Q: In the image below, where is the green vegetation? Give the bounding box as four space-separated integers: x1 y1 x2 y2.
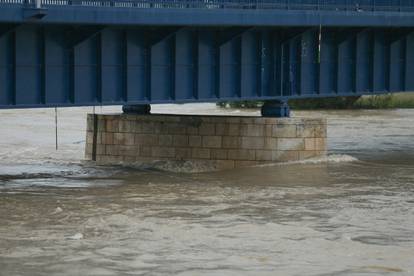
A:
217 93 414 110
353 93 414 109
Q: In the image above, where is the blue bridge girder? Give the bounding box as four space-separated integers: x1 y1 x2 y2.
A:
2 0 414 27
0 1 414 109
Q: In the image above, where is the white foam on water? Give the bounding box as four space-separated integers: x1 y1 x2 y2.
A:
66 233 84 240
116 154 358 174
52 207 63 214
282 154 357 165
120 160 219 174
253 154 358 169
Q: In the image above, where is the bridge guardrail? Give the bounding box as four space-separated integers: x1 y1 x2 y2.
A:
1 0 414 12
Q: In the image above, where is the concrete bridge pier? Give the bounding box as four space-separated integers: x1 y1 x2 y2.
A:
85 103 327 170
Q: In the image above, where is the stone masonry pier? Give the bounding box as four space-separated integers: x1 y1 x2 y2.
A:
85 114 327 170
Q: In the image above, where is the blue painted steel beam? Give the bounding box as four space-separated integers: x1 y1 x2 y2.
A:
0 24 414 109
2 6 414 27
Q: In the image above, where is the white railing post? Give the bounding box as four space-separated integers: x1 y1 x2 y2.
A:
35 0 41 8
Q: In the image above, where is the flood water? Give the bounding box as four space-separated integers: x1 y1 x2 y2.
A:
0 104 413 276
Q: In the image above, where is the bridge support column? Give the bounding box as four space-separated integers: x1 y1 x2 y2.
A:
261 100 290 118
85 113 327 171
122 104 151 115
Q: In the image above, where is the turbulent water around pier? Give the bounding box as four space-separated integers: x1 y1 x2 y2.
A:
0 104 413 275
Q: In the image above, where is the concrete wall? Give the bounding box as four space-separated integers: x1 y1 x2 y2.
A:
85 114 327 169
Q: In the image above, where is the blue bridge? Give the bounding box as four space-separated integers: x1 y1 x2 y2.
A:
1 0 414 116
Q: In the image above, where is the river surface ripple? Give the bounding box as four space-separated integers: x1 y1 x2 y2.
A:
0 105 413 276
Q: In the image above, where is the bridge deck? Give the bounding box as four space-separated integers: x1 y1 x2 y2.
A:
1 0 412 11
1 0 414 26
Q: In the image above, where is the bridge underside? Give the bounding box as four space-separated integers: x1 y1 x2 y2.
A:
0 25 413 108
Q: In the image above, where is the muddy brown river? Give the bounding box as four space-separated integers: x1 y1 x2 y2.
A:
0 104 413 275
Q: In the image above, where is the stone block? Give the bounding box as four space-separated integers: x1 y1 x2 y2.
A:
151 146 175 158
192 148 210 159
228 149 255 161
140 146 152 157
152 115 180 123
255 150 272 161
85 152 92 160
186 126 199 135
226 117 241 124
202 136 222 148
167 123 187 135
96 145 106 155
199 123 215 135
304 138 316 151
106 120 119 133
296 124 315 138
211 149 228 160
122 133 135 146
124 156 137 163
118 145 138 156
96 133 102 145
102 115 117 121
151 122 163 134
97 118 106 132
113 133 123 145
135 134 159 146
264 118 277 125
264 137 277 150
189 135 202 147
240 124 264 137
316 150 328 156
173 135 189 147
157 122 170 134
299 151 320 160
94 155 104 163
315 138 327 150
124 114 137 121
86 131 94 144
272 151 300 162
106 145 119 156
228 124 240 136
119 120 134 133
277 138 305 151
241 137 264 149
272 124 296 138
85 144 93 155
158 135 173 146
180 116 203 126
314 124 327 138
222 136 241 149
86 115 94 130
240 117 255 124
215 123 228 135
133 123 142 134
175 148 192 160
107 155 124 163
141 122 155 134
101 132 114 145
264 125 272 137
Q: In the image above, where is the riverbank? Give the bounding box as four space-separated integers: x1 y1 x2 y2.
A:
217 92 414 110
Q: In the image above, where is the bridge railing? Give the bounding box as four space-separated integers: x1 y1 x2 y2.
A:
2 0 414 12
